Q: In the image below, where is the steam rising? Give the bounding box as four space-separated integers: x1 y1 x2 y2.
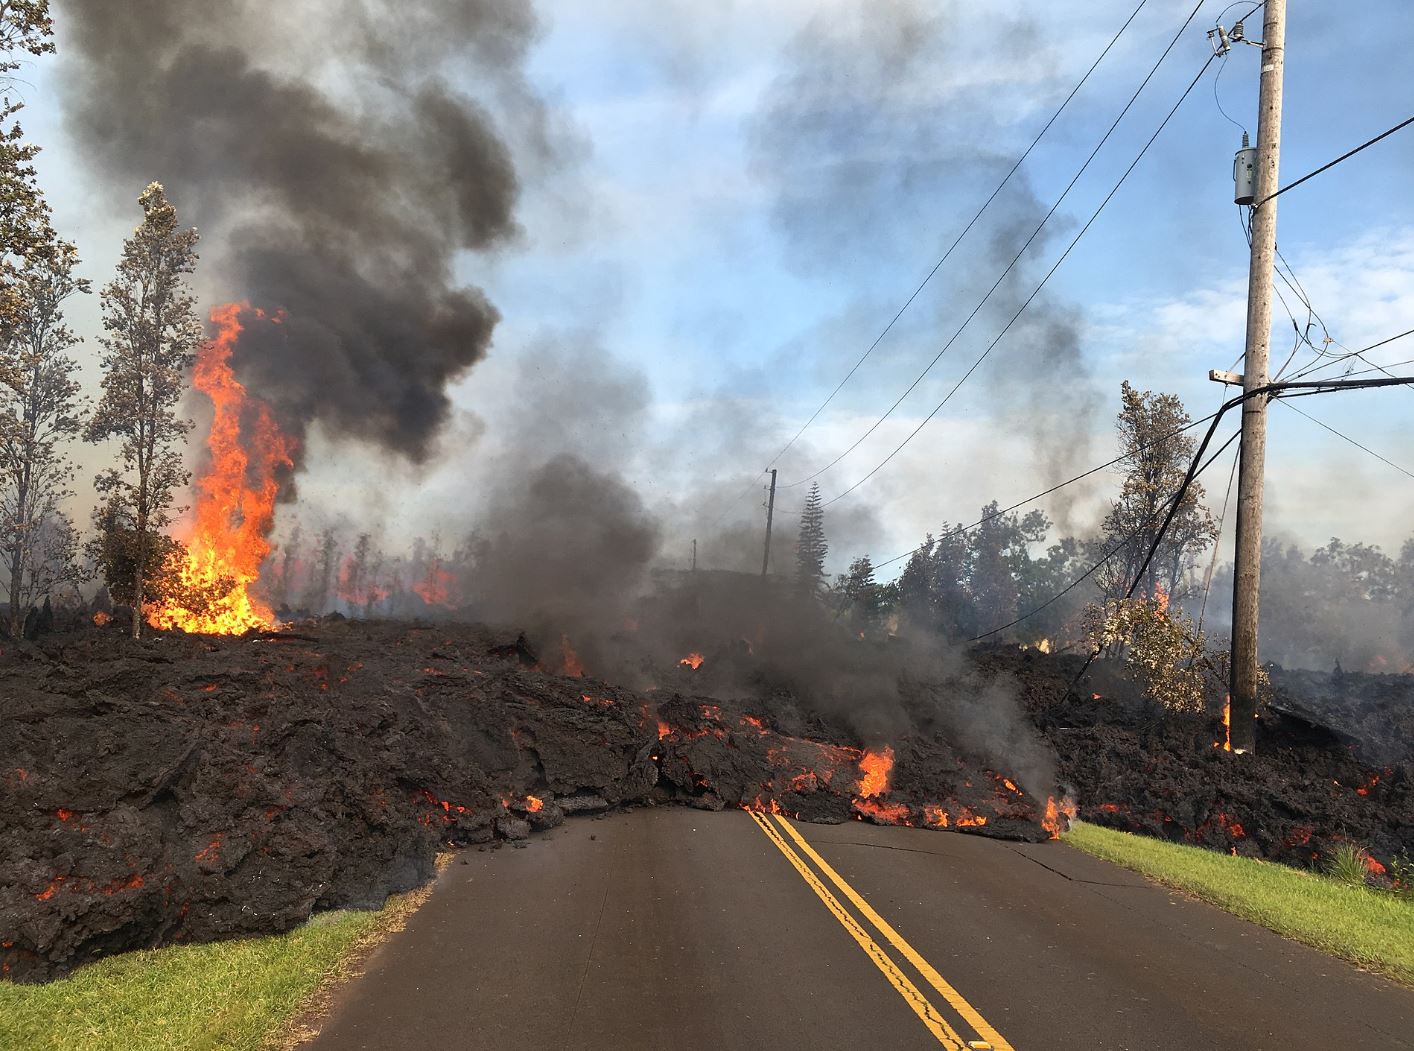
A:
59 0 545 462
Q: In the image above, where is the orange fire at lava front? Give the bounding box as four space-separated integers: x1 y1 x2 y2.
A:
855 746 894 798
149 304 294 635
679 652 705 669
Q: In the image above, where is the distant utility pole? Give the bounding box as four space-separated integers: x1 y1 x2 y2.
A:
692 538 697 572
1229 0 1286 754
760 469 777 579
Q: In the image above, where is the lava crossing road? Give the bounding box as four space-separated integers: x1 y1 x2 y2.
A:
305 808 1414 1050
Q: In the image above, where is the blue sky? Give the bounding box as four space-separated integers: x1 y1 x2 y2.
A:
21 0 1414 577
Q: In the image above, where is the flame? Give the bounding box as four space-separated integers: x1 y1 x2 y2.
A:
149 304 294 635
923 805 950 828
955 809 988 828
1040 795 1077 839
1365 854 1387 877
1218 696 1233 752
856 746 894 798
679 652 705 669
1152 583 1170 615
414 565 454 608
525 795 544 813
559 635 585 677
657 720 672 740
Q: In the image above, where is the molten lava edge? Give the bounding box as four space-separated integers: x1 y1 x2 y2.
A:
4 622 1408 984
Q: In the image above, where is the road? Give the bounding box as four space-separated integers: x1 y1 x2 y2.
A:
305 807 1414 1050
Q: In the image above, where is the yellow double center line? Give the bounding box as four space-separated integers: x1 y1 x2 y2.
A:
747 810 1013 1051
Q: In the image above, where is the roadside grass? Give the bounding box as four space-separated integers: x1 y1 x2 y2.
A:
0 881 435 1051
1065 821 1414 987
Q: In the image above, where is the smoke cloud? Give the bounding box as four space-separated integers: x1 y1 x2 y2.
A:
747 0 1099 527
59 0 551 463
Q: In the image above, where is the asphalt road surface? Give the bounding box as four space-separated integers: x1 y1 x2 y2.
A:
305 808 1414 1050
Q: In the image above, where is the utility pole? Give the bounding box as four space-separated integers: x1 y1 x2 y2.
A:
691 538 697 572
760 469 777 579
1229 0 1286 754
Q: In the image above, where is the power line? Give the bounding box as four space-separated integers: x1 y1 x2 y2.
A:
970 429 1241 641
776 0 1213 493
1257 114 1414 207
872 408 1223 573
952 376 1414 639
752 0 1154 480
819 51 1220 509
1276 399 1414 481
1288 326 1414 388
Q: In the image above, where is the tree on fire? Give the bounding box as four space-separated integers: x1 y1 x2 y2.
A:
85 183 201 639
795 482 828 596
0 241 89 637
1091 382 1217 603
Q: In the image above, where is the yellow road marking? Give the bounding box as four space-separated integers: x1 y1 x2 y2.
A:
746 810 967 1049
770 814 1014 1051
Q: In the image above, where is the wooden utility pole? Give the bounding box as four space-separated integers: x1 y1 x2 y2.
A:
691 538 697 572
760 469 777 579
1229 0 1286 754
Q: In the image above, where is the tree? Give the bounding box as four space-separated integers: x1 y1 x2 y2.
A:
794 482 828 595
304 527 338 613
0 2 56 335
85 183 201 638
0 242 88 636
835 555 885 634
1093 382 1217 603
969 502 1049 634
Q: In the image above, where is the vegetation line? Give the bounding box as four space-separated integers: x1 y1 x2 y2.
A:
0 880 437 1051
1064 822 1414 988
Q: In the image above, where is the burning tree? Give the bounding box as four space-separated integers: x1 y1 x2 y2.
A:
0 241 88 637
85 182 200 638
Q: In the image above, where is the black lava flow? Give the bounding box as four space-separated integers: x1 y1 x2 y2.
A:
2 621 1408 983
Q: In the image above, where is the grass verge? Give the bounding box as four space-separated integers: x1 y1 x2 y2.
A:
0 877 438 1051
1064 821 1414 987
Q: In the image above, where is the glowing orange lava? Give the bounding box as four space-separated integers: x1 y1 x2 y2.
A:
149 303 293 635
854 798 910 824
856 746 894 798
679 652 705 669
525 795 544 813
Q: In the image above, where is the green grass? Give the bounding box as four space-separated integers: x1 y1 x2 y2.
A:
0 887 429 1051
1065 821 1414 987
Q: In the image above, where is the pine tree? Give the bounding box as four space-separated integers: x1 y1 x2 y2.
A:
1 241 88 637
794 482 828 595
85 183 201 638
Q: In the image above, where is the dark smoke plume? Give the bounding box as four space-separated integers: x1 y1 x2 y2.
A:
59 0 550 463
